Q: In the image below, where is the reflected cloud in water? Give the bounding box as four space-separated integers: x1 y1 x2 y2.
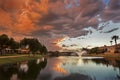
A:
36 57 92 80
0 57 120 80
19 61 29 73
36 58 66 80
0 57 47 80
37 57 120 80
36 57 45 64
10 73 19 80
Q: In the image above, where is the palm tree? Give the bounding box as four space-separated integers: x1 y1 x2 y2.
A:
110 40 113 46
111 35 119 46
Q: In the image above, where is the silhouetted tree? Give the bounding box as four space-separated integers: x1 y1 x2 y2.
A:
8 38 20 49
0 34 9 54
0 34 47 55
81 48 89 51
90 47 98 54
8 38 20 53
40 45 47 55
110 40 113 46
28 39 42 53
112 35 119 46
20 38 47 54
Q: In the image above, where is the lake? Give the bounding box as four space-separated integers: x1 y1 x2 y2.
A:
0 57 120 80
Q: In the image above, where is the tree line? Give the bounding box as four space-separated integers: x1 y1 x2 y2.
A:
83 35 120 54
0 34 47 55
110 35 119 46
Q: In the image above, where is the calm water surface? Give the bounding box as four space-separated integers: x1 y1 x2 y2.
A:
0 57 120 80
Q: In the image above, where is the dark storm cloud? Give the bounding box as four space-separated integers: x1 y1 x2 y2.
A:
50 0 61 3
70 44 78 47
62 44 69 47
80 0 104 17
109 0 120 9
113 16 120 23
1 0 120 50
101 0 120 22
31 30 51 37
104 27 119 33
77 37 85 40
0 26 7 31
101 9 120 22
37 12 59 25
35 0 104 38
98 22 109 30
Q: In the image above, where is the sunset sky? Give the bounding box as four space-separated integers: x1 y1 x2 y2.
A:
0 0 120 51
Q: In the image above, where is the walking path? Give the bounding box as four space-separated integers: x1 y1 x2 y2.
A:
0 55 28 59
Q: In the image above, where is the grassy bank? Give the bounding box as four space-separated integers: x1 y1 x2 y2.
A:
0 54 42 65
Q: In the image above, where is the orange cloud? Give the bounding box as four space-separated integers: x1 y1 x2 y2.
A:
12 0 50 34
1 0 25 12
39 25 54 31
13 12 36 34
0 9 12 27
52 36 68 49
0 0 51 43
0 0 50 34
1 0 103 51
39 0 49 14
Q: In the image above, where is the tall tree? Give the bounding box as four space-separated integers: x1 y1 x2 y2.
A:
8 38 20 50
0 34 9 47
110 40 113 46
90 47 98 54
20 38 47 54
40 45 47 55
111 35 119 46
0 34 9 54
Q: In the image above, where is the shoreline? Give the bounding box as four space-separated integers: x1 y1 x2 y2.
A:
83 53 120 60
0 54 42 65
0 53 120 65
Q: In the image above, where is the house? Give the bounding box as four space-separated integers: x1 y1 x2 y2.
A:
20 49 29 54
3 48 29 54
96 45 108 53
106 46 115 54
101 44 120 54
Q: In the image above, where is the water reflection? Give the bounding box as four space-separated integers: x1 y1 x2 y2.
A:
36 57 92 80
37 57 120 80
54 73 92 80
0 58 47 80
36 58 64 80
10 73 19 80
91 58 120 80
36 57 45 64
0 57 120 80
19 61 28 73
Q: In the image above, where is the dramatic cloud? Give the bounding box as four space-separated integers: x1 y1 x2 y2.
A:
101 0 120 22
104 27 119 33
0 0 120 50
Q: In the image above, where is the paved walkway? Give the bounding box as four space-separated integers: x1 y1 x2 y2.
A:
0 55 28 59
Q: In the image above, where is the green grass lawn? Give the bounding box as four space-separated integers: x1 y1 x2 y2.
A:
0 54 42 65
0 53 28 56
